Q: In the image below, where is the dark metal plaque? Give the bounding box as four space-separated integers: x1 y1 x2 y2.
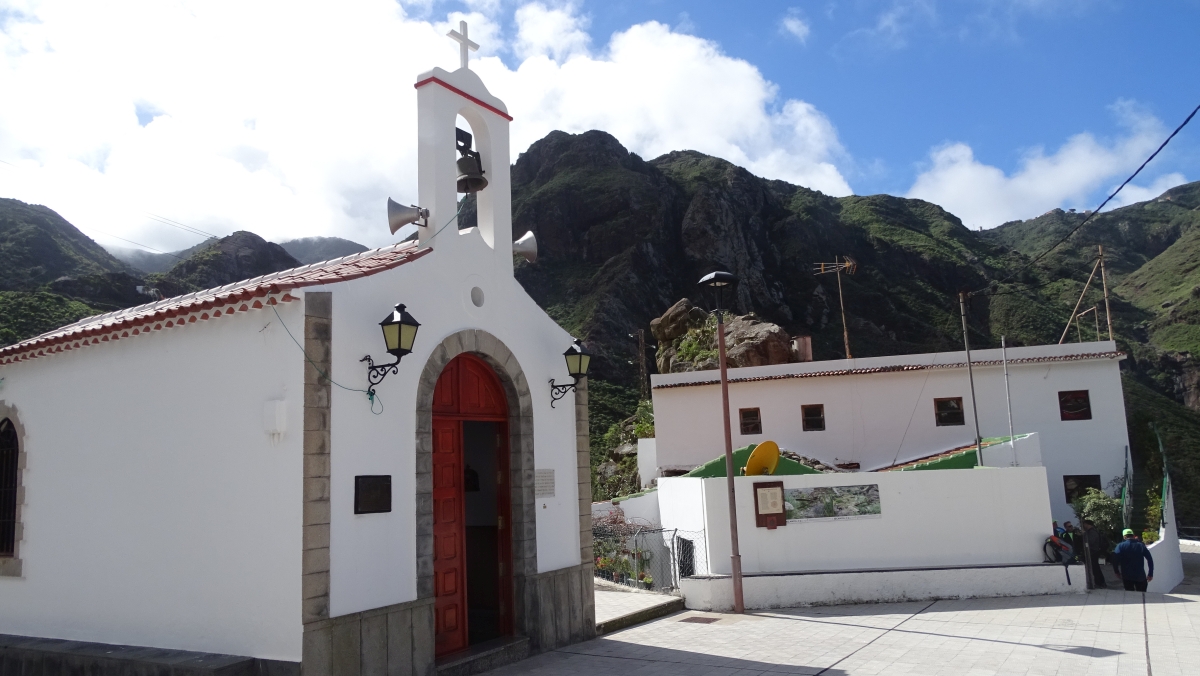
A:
354 475 392 514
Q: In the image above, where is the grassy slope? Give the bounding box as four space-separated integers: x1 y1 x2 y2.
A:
1123 375 1200 524
0 291 100 347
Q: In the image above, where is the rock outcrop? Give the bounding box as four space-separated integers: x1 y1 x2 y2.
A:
652 297 798 373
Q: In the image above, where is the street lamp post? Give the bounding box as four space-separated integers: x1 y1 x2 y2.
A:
699 270 744 614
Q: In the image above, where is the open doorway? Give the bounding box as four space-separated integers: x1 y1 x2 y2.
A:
432 353 513 656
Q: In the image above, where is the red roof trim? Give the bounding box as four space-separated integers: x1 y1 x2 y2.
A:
414 77 514 121
0 242 431 366
652 351 1126 390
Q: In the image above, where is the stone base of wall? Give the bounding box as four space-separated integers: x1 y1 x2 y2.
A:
519 562 597 653
0 633 298 676
302 596 435 676
303 563 596 676
680 563 1087 611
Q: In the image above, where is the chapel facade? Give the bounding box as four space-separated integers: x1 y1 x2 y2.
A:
0 55 592 675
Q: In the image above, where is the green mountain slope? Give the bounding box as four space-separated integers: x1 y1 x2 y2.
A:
280 236 369 264
0 198 132 290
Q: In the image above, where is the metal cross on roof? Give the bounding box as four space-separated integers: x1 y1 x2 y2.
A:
446 20 479 70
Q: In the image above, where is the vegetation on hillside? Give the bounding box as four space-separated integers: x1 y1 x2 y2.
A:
0 291 100 347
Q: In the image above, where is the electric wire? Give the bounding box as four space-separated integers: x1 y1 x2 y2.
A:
271 304 384 415
144 212 219 240
79 227 186 260
975 102 1200 295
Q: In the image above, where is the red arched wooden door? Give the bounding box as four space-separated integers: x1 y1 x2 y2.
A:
431 353 512 656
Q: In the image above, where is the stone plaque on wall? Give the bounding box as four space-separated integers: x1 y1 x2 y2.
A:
535 469 555 497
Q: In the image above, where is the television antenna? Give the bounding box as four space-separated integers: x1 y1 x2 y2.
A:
813 256 858 359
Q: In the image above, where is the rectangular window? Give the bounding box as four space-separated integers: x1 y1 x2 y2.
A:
1058 390 1092 421
1063 475 1102 503
801 404 825 431
739 408 762 435
934 397 965 426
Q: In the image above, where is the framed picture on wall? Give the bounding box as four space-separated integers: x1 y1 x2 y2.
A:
753 481 786 529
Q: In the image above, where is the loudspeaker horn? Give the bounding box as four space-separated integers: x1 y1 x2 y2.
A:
387 198 429 235
513 230 537 264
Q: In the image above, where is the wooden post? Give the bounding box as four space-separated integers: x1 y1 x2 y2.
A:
1099 245 1114 341
959 292 984 466
1060 256 1102 344
836 259 851 359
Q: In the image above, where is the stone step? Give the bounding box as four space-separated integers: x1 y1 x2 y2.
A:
435 636 531 676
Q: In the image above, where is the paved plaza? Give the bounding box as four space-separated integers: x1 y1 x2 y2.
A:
595 581 683 625
487 551 1200 676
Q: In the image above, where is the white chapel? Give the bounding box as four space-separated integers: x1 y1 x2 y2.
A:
0 25 594 675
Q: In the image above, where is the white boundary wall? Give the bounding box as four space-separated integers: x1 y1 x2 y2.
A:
681 565 1084 611
1147 482 1184 594
660 466 1054 577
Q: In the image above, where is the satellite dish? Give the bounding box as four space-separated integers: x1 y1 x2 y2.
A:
513 230 537 264
742 440 780 476
387 198 429 235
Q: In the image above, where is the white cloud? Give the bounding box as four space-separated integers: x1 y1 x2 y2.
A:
844 0 936 50
513 2 591 62
482 19 850 196
1106 172 1189 210
0 1 852 253
781 11 811 43
906 102 1169 228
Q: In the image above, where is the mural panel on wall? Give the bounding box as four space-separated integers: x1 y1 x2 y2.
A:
783 485 881 522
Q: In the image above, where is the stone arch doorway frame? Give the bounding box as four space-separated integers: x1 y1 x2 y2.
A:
415 330 538 639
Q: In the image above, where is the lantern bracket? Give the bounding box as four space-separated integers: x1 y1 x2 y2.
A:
549 378 581 408
361 354 402 398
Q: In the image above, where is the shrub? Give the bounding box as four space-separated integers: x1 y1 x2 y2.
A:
1071 488 1121 541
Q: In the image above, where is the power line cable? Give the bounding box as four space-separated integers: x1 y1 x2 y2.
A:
80 227 185 260
144 212 219 240
976 102 1200 295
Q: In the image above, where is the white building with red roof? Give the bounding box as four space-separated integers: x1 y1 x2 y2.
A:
0 44 594 674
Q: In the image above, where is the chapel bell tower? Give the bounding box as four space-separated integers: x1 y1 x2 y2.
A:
411 21 514 273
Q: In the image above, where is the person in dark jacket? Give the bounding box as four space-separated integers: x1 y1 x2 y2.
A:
1080 520 1108 588
1062 522 1082 563
1111 528 1154 591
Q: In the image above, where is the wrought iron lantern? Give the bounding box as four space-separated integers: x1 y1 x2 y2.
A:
549 339 592 407
361 303 420 397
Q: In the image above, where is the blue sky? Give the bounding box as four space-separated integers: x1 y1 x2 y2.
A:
1 0 1197 251
512 0 1200 208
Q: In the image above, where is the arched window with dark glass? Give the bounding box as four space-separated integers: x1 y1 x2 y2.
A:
0 418 17 557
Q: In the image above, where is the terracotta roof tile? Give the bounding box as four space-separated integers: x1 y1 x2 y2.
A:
0 242 431 366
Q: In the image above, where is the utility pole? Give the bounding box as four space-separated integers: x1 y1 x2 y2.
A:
959 292 984 466
628 331 648 398
814 256 858 359
1099 245 1114 341
1001 336 1016 466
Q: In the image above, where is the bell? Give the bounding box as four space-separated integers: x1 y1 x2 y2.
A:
456 154 488 193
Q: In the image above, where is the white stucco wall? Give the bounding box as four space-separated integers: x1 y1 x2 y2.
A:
320 236 583 618
0 301 306 660
636 438 657 488
651 342 1129 524
659 466 1053 576
1147 482 1184 594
